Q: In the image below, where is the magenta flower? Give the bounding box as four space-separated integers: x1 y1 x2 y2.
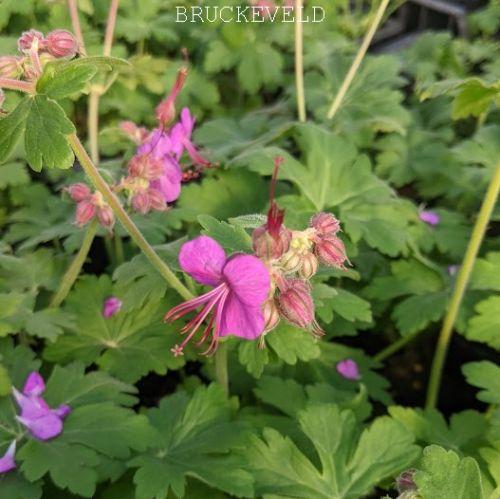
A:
164 236 270 356
336 359 360 380
0 441 16 474
419 210 440 226
103 296 122 318
13 372 70 441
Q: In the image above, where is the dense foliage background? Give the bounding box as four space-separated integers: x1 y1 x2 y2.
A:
0 0 499 497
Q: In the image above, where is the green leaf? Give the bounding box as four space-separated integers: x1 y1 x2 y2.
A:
329 289 372 323
24 308 75 341
198 215 252 252
0 98 31 163
414 445 485 499
465 296 500 349
129 384 254 498
0 473 42 499
247 404 419 498
238 341 269 378
0 163 29 189
24 95 75 171
471 252 500 291
463 361 500 404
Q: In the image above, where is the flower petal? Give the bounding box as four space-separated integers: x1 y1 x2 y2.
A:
219 293 265 340
17 413 63 441
222 254 270 306
179 236 226 286
180 107 195 136
22 372 45 396
149 157 182 203
13 389 50 420
53 404 71 419
0 441 16 474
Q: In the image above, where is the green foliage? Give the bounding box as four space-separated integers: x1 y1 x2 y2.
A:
465 296 500 349
463 361 500 404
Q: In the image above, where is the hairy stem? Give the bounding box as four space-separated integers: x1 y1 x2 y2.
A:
68 133 193 301
326 0 390 120
88 90 100 164
426 165 500 409
0 78 35 93
50 220 98 307
103 0 119 57
67 0 87 56
215 343 229 395
294 0 306 122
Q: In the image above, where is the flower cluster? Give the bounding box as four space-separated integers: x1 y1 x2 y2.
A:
0 372 71 474
165 158 349 355
66 183 115 232
0 29 78 82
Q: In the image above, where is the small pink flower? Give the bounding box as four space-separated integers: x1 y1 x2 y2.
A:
75 199 96 226
67 183 91 202
103 297 122 318
165 236 270 356
419 210 440 226
0 441 16 474
0 56 23 78
128 154 164 181
45 29 78 59
17 30 45 53
120 121 149 144
396 469 417 493
336 359 360 380
315 235 348 268
310 212 340 236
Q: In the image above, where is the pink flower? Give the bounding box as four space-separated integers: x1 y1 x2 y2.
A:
17 30 45 53
310 212 340 235
75 199 96 226
336 359 360 380
67 183 91 202
419 210 440 226
45 30 78 58
120 121 149 144
103 296 122 318
13 372 71 441
164 236 270 356
155 67 188 127
0 441 16 474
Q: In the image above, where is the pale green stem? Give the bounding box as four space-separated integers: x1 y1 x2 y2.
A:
326 0 390 120
215 343 229 395
50 220 98 307
103 0 119 57
295 0 306 122
374 331 419 362
68 133 193 301
114 232 125 264
88 90 100 165
426 165 500 409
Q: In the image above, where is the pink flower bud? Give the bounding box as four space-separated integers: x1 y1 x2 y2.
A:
103 296 122 318
252 225 292 260
75 200 96 226
263 299 280 333
298 253 318 279
131 192 151 214
336 359 360 380
119 121 149 144
128 155 147 177
45 30 78 59
97 205 115 230
17 30 45 53
278 279 323 337
419 210 440 226
310 212 340 235
156 67 188 126
67 183 91 202
315 235 347 268
0 56 23 78
396 470 417 494
129 155 164 181
148 188 167 211
280 247 302 272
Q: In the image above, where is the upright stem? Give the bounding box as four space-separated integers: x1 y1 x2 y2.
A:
67 0 87 56
87 91 100 164
0 78 35 93
294 0 306 122
103 0 119 57
426 165 500 409
68 133 193 301
215 343 229 395
50 220 98 307
326 0 390 120
374 331 419 362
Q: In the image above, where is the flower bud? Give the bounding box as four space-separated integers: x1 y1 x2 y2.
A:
278 279 323 337
310 212 340 235
67 183 91 202
419 210 440 226
103 296 122 318
0 56 23 78
75 199 95 226
148 188 167 211
97 205 115 230
156 67 188 126
315 235 347 268
18 30 45 53
298 253 318 279
336 359 360 380
131 192 151 214
396 469 417 494
119 121 148 144
280 248 302 273
252 225 292 260
263 299 280 333
45 30 78 59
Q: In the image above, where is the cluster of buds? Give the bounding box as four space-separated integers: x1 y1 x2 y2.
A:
66 183 115 232
252 158 349 343
0 29 78 82
117 154 168 215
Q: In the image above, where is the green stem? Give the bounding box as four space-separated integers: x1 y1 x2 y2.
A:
294 0 306 122
426 165 500 409
215 343 229 395
114 233 125 265
68 133 193 301
50 220 98 307
326 0 390 120
88 90 100 164
374 332 420 363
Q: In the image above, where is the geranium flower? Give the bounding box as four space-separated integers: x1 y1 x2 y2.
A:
336 359 360 380
165 236 270 356
13 372 70 441
103 296 122 318
0 441 16 474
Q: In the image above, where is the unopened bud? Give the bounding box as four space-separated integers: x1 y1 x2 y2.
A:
131 192 151 214
156 67 188 126
45 30 78 58
18 30 45 53
119 121 149 144
263 299 280 333
315 235 347 268
396 470 417 494
310 212 340 235
67 183 91 202
128 154 163 181
298 253 318 279
252 225 292 260
148 188 167 211
97 205 115 230
280 248 302 273
75 199 95 226
0 56 23 78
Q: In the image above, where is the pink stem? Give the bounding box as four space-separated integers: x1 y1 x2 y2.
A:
67 0 87 56
0 78 35 93
103 0 119 57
